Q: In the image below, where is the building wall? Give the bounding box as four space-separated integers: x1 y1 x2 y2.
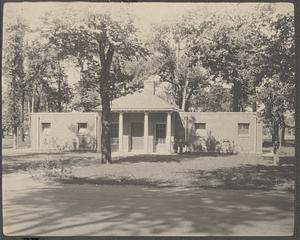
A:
176 112 263 153
31 111 262 153
31 112 100 151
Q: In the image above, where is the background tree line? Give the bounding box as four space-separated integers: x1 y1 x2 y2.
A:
2 6 295 161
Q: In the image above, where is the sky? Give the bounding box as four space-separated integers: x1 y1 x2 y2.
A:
3 2 294 85
4 2 294 32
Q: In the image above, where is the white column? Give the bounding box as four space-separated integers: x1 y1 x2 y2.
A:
166 112 172 152
119 112 123 152
144 112 149 152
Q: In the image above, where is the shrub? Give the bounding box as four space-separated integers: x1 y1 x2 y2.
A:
29 158 73 181
189 131 236 155
216 139 236 154
191 136 207 152
205 131 218 152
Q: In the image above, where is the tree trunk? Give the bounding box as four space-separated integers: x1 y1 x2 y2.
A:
98 42 114 164
57 80 62 112
281 125 285 146
176 88 183 110
13 126 18 149
232 81 241 112
184 101 190 112
278 125 282 149
181 80 189 111
28 99 31 143
252 101 257 112
100 93 112 164
31 96 35 113
35 95 40 112
100 68 112 164
20 91 25 142
272 121 279 154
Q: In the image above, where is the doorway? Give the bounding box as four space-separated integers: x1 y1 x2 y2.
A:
155 123 166 152
131 122 144 151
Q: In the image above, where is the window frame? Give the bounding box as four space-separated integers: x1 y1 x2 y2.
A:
41 122 51 135
77 122 88 135
195 123 206 130
195 122 207 136
238 123 250 136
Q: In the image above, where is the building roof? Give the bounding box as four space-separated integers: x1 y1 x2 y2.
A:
94 91 180 112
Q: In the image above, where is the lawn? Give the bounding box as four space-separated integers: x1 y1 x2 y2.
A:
2 145 295 236
2 136 30 149
3 146 295 191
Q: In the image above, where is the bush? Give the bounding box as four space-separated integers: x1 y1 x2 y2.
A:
205 131 218 152
216 139 236 154
189 131 236 155
29 158 73 181
191 136 207 152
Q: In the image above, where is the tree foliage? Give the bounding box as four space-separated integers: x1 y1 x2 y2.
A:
3 19 27 147
148 15 212 111
44 12 148 162
257 13 295 147
2 6 295 154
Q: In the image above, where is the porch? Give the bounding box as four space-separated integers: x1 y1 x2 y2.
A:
110 111 175 153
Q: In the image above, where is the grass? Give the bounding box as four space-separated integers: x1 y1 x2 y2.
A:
3 147 295 191
2 136 30 149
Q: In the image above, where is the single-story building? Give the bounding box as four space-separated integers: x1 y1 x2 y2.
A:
30 80 263 153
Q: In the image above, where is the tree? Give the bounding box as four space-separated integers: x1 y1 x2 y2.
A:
191 11 276 112
45 12 147 163
149 15 212 111
3 19 27 148
257 77 292 151
25 37 72 113
190 84 233 112
70 58 101 111
258 13 295 146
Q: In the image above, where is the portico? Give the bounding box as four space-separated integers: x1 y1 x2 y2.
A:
113 111 175 153
94 79 179 153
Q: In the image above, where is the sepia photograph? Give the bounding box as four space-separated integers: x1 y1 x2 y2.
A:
2 1 296 237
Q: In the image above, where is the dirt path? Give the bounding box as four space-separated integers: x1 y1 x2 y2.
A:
3 172 294 236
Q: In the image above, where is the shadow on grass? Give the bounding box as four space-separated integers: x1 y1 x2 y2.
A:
2 155 99 174
3 151 230 174
112 152 237 164
56 156 294 191
188 156 295 191
4 179 294 236
58 176 170 188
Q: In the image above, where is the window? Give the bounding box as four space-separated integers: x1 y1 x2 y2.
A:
78 122 88 135
110 123 119 144
195 123 206 130
156 124 166 144
238 123 250 136
287 128 295 136
195 123 206 136
41 123 51 135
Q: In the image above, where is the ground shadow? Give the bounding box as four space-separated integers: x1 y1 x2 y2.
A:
188 156 294 190
2 152 99 174
112 152 237 164
3 181 294 236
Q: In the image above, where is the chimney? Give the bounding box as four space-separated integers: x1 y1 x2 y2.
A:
143 79 156 95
